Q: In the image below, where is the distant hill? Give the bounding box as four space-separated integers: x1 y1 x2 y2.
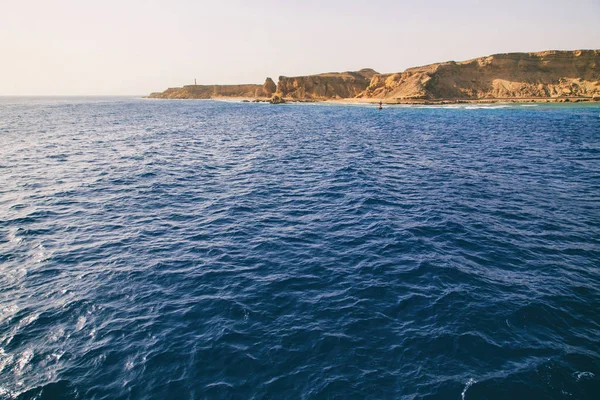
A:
148 50 600 103
148 78 276 99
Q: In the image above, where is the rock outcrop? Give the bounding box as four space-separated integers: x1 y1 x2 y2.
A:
261 78 277 97
148 80 273 99
359 50 600 101
275 69 378 100
269 95 285 104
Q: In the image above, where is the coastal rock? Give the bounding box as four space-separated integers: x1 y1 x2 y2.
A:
262 78 277 96
359 50 600 101
269 95 285 104
276 69 378 100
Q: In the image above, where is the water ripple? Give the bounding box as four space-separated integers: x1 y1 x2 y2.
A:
0 98 599 399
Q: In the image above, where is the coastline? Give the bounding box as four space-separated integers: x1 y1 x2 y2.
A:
323 96 599 105
145 95 600 105
147 50 600 105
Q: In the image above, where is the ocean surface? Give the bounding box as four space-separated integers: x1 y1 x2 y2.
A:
1 97 599 399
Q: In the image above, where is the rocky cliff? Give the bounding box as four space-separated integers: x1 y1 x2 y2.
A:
276 69 378 99
148 50 600 102
148 78 275 99
359 50 600 101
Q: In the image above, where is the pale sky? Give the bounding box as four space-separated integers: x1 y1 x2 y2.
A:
1 0 599 95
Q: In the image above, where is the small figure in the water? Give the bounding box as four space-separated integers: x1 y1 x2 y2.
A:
378 101 383 110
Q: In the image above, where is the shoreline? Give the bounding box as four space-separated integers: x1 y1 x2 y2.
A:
323 96 599 105
145 95 600 105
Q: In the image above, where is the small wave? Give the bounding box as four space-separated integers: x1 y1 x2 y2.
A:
34 243 53 263
49 327 66 342
574 371 595 381
212 98 249 103
0 348 14 373
75 316 86 332
15 349 34 374
0 304 19 321
19 313 40 329
7 228 22 244
462 378 476 400
0 385 17 399
416 105 463 109
8 203 28 211
464 105 510 109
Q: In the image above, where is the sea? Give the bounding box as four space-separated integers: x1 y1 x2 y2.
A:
0 97 599 399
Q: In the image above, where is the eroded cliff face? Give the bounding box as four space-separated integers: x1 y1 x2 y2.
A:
262 78 277 97
276 69 378 99
359 50 600 100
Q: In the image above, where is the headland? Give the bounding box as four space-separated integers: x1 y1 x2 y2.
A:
148 50 600 104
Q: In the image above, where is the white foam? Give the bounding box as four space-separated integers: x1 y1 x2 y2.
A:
0 385 17 399
574 371 595 381
0 348 14 373
20 313 39 329
462 378 476 400
75 316 86 331
34 243 53 263
416 105 462 109
15 349 33 374
8 228 22 244
94 353 107 367
0 304 19 321
464 105 510 110
4 268 27 286
212 98 250 103
49 327 65 342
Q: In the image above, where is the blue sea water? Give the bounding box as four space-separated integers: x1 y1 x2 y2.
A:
0 97 599 399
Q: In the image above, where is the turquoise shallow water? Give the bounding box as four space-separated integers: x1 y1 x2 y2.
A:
0 98 599 399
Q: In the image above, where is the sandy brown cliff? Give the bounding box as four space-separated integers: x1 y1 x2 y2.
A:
148 50 600 102
275 69 378 99
359 50 600 101
148 78 275 99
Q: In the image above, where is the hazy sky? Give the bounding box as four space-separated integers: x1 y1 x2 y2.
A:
1 0 599 95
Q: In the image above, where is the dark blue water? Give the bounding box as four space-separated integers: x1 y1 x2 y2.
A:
1 98 599 399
